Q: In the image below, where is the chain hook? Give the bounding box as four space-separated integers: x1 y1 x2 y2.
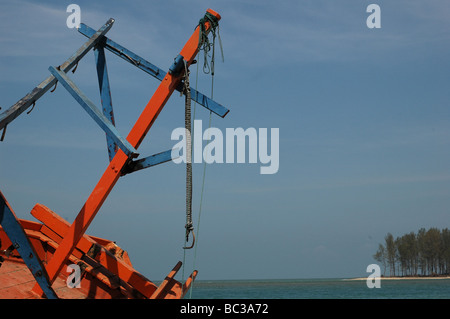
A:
183 229 195 250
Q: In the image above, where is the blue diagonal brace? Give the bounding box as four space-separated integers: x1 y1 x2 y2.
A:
78 24 229 118
121 148 178 176
94 42 118 161
0 191 58 299
0 19 115 132
48 66 138 158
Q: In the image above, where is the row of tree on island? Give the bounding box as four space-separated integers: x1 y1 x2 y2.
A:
373 228 450 277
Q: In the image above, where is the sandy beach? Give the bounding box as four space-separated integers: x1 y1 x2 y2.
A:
345 276 450 281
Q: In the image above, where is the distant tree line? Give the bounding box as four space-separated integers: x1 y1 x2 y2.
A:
373 228 450 277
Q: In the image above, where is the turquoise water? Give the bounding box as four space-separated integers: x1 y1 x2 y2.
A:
186 278 450 299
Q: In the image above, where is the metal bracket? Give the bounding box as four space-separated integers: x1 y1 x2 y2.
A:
169 54 185 76
121 148 178 176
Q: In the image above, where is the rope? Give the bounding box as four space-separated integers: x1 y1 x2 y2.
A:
181 53 201 291
197 11 224 75
183 11 223 298
188 101 213 300
188 39 216 299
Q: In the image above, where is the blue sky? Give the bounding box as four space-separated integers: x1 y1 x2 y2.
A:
1 0 450 282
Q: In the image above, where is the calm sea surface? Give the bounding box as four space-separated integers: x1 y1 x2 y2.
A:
185 278 450 299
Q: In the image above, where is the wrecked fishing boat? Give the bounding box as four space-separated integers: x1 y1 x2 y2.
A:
0 8 228 299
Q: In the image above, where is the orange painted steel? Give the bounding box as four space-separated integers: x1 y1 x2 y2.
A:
31 203 159 298
32 9 221 296
1 222 144 298
150 261 183 299
1 215 190 298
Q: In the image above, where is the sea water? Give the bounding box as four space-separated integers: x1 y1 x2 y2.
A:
186 278 450 299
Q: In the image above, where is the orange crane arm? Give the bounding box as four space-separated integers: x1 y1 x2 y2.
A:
33 9 221 296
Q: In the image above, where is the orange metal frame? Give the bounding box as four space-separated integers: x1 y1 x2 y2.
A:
31 8 221 297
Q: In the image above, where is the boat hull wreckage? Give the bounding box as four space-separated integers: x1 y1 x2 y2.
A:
0 8 229 299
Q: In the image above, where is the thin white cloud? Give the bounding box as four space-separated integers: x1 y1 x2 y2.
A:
0 0 72 57
1 124 105 151
218 0 450 66
2 0 450 63
222 172 450 195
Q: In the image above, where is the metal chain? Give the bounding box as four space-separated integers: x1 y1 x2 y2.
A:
183 60 194 249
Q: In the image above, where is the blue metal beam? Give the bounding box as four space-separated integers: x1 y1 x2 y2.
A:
48 66 138 158
121 149 177 175
0 191 58 299
95 42 118 161
78 24 164 81
0 19 115 132
78 24 229 118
